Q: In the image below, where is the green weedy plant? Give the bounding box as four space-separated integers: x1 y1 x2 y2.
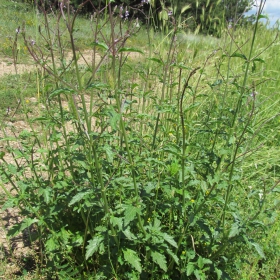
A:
0 0 279 278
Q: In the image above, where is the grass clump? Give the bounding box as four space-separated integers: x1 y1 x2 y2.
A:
0 0 279 279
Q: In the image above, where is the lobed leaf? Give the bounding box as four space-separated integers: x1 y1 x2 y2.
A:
151 251 167 272
123 248 142 273
162 232 178 248
124 205 141 226
69 190 92 206
8 218 39 237
86 236 104 260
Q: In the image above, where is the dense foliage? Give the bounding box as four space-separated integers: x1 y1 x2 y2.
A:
1 0 279 279
20 0 254 36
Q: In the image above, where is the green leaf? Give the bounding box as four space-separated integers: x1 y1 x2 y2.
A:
215 267 223 279
151 251 167 272
124 205 140 226
48 88 75 99
91 41 109 51
104 145 114 163
147 57 163 65
251 242 265 259
45 237 58 252
110 216 123 230
69 190 92 206
229 222 240 238
166 248 179 265
86 82 109 90
186 262 194 276
194 269 205 280
0 137 17 141
123 248 142 273
252 57 265 63
118 47 144 54
162 232 178 248
197 256 204 269
122 227 137 240
8 218 39 237
86 236 103 260
230 52 247 60
258 14 269 20
106 106 121 130
31 117 48 122
0 151 5 159
39 187 52 204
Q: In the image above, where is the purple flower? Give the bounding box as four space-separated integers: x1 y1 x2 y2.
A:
125 8 129 19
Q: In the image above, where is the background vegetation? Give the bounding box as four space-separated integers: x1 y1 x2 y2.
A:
0 0 279 279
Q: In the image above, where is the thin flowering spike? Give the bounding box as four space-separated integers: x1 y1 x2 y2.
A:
125 8 129 19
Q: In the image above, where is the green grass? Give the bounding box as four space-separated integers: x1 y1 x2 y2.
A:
0 0 279 279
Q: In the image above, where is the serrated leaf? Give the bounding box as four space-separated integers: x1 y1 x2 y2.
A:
123 248 142 273
39 187 52 204
104 145 114 163
8 218 39 237
166 249 179 265
110 216 123 230
122 228 137 240
124 205 140 226
194 269 203 279
251 241 265 258
86 236 103 260
119 47 144 54
1 199 14 211
229 222 240 238
45 237 58 252
69 190 92 206
151 251 167 272
106 107 121 130
215 267 222 279
162 232 178 248
186 262 194 276
153 217 161 229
